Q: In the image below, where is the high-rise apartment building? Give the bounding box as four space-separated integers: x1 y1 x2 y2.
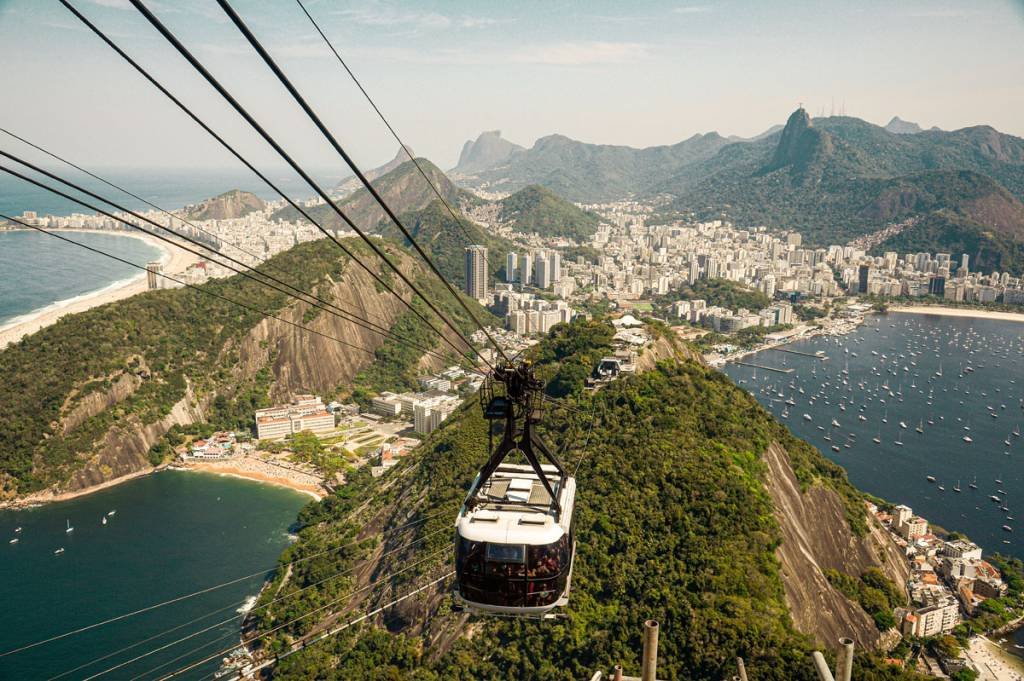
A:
464 245 488 300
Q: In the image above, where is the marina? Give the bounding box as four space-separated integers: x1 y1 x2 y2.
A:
733 361 794 374
725 311 1024 563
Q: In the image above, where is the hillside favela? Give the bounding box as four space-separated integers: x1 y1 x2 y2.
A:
3 2 1024 681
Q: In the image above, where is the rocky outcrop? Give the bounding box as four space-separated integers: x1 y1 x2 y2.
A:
241 262 416 402
762 442 909 650
64 379 206 491
61 371 142 436
454 130 525 176
763 108 834 174
184 190 266 221
43 249 433 497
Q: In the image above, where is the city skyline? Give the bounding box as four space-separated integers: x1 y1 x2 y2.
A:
1 0 1022 174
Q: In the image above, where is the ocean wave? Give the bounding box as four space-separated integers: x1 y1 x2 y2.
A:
0 271 147 332
237 595 258 614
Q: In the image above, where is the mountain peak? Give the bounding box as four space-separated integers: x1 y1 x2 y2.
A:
885 116 924 135
454 130 524 175
764 108 831 172
184 189 265 221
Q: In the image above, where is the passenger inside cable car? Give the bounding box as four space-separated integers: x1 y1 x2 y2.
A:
456 533 572 608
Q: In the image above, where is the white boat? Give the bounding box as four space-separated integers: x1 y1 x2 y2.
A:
54 547 64 555
899 421 907 429
8 538 18 544
926 475 936 483
963 436 973 443
102 516 107 526
65 519 74 534
831 419 840 428
107 510 116 516
803 414 812 421
14 527 21 533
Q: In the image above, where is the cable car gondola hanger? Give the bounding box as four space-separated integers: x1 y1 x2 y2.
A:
455 361 577 619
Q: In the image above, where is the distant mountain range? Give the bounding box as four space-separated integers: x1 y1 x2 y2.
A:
451 112 1024 269
272 156 598 246
332 146 415 197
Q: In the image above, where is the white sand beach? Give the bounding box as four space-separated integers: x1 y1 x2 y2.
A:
890 305 1024 324
0 229 199 349
966 635 1024 681
183 455 326 500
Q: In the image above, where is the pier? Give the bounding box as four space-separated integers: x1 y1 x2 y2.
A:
734 362 794 374
770 348 828 360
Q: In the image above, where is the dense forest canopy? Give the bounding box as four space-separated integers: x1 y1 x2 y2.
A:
254 319 915 680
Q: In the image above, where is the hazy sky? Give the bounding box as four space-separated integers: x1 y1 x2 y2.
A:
1 0 1023 176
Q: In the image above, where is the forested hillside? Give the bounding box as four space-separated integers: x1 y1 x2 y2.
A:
251 320 921 681
658 110 1024 246
497 185 601 240
0 237 487 499
271 159 483 232
452 110 1024 250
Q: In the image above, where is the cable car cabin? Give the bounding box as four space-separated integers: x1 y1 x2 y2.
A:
455 463 576 617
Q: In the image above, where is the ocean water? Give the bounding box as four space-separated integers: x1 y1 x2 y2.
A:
0 167 340 218
724 312 1024 557
724 310 1024 659
0 231 163 328
0 470 309 680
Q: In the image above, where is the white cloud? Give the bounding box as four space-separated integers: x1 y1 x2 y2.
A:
672 5 712 14
331 3 501 32
342 41 653 67
509 41 652 66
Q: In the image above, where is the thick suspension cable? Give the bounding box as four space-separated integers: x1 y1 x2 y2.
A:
162 565 455 681
59 0 479 368
215 0 510 364
223 569 456 681
115 0 492 370
0 125 400 330
106 545 452 681
293 0 475 244
0 214 377 361
0 152 469 367
26 505 450 671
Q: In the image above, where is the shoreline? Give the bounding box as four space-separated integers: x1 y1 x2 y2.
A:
889 305 1024 324
0 461 324 511
0 229 199 349
182 465 325 501
0 465 167 510
968 635 1024 681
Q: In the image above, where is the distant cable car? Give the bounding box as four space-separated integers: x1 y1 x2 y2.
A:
455 363 577 617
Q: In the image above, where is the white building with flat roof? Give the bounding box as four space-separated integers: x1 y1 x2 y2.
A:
255 395 335 441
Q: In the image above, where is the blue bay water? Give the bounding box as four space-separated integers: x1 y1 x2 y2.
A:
724 310 1024 658
0 231 164 327
724 312 1024 560
0 471 309 680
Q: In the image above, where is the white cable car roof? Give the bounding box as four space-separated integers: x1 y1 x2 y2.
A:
458 464 575 545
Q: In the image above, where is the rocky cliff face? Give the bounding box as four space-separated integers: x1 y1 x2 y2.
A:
453 130 525 175
764 107 834 174
31 250 429 498
762 442 909 649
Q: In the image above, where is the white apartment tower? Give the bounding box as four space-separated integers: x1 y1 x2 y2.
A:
505 253 518 283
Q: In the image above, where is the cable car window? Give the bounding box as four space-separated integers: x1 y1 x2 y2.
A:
486 543 525 563
528 543 561 577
